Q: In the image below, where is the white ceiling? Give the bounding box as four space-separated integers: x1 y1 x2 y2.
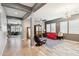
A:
34 3 79 21
20 3 35 7
4 7 27 18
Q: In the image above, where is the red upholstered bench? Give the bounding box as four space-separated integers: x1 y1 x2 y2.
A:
47 33 58 40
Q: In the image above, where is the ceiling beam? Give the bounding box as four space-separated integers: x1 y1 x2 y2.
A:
23 3 46 19
7 16 23 20
32 3 46 12
23 12 31 20
23 3 37 20
2 3 32 12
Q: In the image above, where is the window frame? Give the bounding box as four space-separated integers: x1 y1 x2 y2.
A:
60 21 67 33
69 19 79 34
50 23 56 32
46 24 51 32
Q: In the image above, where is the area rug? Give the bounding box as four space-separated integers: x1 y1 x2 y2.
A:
44 39 64 48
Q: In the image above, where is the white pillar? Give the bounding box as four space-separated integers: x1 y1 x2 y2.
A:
21 20 24 40
29 12 34 47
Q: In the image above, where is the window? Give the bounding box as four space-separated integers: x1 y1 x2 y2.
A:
11 26 15 32
69 19 79 34
46 24 51 32
16 26 20 32
60 21 67 33
19 26 22 32
51 23 56 32
11 25 22 32
36 26 39 31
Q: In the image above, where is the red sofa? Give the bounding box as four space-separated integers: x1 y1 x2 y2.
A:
47 32 58 39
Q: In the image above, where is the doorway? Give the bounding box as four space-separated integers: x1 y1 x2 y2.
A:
34 24 42 37
27 27 31 39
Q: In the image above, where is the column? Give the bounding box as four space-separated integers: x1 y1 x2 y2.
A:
29 12 34 47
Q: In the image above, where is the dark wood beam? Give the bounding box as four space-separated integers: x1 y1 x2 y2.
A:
23 12 31 20
6 16 23 20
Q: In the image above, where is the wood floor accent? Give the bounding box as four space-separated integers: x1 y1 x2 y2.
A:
2 39 79 56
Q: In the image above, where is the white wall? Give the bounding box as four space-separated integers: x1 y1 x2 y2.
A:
0 4 7 55
23 13 45 40
33 16 45 33
23 18 30 40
